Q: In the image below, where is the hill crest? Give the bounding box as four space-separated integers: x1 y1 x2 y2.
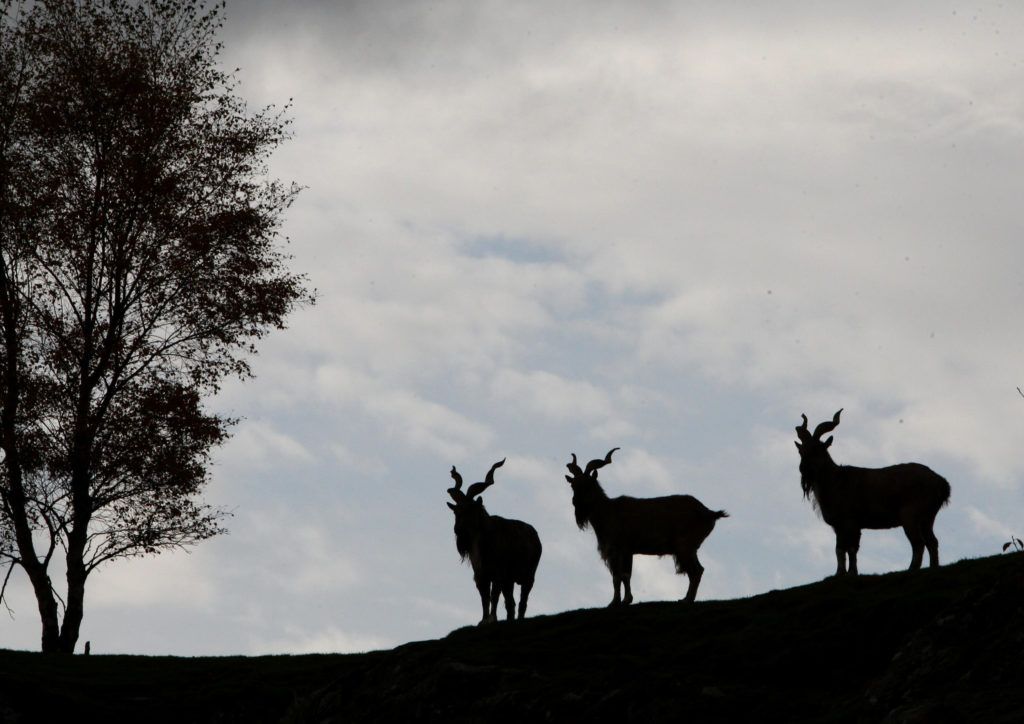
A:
2 553 1021 723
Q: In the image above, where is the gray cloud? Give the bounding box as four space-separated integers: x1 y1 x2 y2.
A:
6 0 1023 653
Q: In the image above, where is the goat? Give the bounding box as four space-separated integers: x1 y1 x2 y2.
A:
446 458 542 624
795 409 951 576
564 448 728 605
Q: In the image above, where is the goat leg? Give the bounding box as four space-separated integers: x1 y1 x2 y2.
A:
487 581 501 623
475 577 491 624
621 554 633 605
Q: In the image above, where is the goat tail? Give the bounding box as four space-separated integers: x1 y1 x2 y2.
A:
925 469 952 510
937 476 952 509
703 508 729 535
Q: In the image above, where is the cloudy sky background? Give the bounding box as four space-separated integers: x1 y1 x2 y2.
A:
5 0 1024 654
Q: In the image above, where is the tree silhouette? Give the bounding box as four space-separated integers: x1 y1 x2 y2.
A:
0 0 310 653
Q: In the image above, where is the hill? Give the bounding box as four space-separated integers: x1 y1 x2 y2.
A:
1 553 1022 723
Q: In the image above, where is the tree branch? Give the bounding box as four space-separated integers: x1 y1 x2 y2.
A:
0 560 16 618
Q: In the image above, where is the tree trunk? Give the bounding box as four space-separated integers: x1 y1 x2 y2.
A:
57 564 86 654
23 561 61 653
0 320 62 653
57 452 93 654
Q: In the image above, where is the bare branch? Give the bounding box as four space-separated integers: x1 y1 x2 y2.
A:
0 561 16 618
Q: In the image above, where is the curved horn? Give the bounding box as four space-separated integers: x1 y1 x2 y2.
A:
584 447 619 476
466 458 505 499
566 452 583 477
795 413 811 442
485 458 505 485
447 466 466 502
813 408 843 440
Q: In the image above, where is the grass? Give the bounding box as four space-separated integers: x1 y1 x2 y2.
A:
2 552 1021 723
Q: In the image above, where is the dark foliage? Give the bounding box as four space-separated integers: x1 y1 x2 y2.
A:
0 0 310 652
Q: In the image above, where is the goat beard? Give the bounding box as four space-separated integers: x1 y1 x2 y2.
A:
574 506 591 531
801 477 824 516
455 533 472 560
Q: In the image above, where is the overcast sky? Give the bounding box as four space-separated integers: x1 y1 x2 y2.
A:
5 0 1024 655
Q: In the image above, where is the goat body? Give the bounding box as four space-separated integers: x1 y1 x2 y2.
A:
567 449 727 605
585 494 722 558
811 463 951 530
797 410 951 576
448 460 542 624
463 513 542 622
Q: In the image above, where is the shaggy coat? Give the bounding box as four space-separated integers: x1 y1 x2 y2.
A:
448 459 542 623
796 409 951 576
566 449 727 605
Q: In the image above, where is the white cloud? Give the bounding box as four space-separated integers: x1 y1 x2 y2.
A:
249 624 387 655
218 420 316 471
330 442 387 477
629 556 686 601
491 368 613 422
966 506 1016 543
237 512 362 595
598 447 676 495
10 1 1023 655
366 389 494 461
211 0 1024 653
87 550 219 610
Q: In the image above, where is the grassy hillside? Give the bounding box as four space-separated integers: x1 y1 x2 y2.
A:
2 553 1022 723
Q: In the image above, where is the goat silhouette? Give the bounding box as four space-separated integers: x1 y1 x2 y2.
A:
795 409 951 576
447 459 542 623
565 448 727 605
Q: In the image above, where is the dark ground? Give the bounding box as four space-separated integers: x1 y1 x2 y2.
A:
1 553 1021 723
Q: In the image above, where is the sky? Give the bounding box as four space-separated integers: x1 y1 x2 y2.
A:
4 0 1024 655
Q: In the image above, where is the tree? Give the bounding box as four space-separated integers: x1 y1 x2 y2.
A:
0 0 310 653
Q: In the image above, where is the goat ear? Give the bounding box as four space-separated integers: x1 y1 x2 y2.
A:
475 497 484 507
794 441 802 451
823 435 833 448
447 502 457 511
565 475 574 483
